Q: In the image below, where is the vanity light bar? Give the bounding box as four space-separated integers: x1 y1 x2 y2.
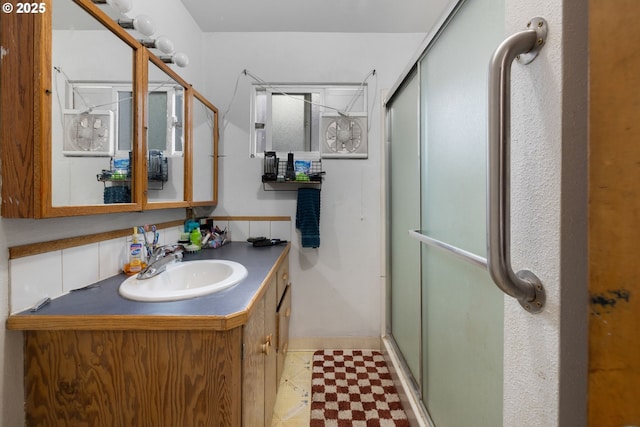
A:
91 1 188 68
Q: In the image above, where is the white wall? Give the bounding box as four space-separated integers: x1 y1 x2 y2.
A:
201 32 425 339
504 0 588 424
0 1 204 424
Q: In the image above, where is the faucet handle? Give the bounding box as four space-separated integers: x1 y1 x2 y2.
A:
153 244 185 258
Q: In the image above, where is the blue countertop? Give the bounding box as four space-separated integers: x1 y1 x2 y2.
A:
7 242 289 331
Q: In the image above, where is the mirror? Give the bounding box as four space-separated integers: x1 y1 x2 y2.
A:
192 93 217 204
51 0 135 206
145 59 185 204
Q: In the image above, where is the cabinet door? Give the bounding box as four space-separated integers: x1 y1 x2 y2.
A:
243 275 278 427
0 0 219 218
277 284 292 384
242 295 265 427
0 0 146 218
264 276 278 425
276 254 290 304
24 329 242 427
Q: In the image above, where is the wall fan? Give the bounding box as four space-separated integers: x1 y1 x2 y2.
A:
63 109 115 156
320 112 368 159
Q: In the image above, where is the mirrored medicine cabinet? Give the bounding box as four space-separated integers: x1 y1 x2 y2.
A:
0 0 218 218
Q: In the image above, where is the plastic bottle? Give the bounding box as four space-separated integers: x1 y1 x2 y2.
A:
126 227 144 274
190 227 202 249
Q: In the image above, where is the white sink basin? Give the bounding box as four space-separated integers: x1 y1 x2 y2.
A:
119 260 248 302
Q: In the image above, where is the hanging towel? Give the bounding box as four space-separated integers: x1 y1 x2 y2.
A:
296 188 321 248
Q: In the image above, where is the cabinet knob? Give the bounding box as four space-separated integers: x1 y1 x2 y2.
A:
282 272 288 282
261 334 273 355
285 307 291 318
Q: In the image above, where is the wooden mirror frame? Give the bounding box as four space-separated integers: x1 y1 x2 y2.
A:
142 51 191 211
0 0 218 218
189 89 219 206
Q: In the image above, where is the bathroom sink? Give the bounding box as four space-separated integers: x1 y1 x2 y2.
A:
119 260 248 302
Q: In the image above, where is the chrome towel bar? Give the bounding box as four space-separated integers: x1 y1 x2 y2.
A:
487 17 548 314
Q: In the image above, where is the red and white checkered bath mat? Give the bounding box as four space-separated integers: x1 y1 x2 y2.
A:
310 350 410 427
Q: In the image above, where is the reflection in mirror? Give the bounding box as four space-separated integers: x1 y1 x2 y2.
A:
192 95 216 203
146 60 185 203
148 88 184 154
51 0 134 206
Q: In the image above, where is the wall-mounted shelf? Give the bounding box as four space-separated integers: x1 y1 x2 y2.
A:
261 159 324 191
262 181 322 191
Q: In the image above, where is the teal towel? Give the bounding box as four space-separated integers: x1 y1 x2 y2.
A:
296 188 321 248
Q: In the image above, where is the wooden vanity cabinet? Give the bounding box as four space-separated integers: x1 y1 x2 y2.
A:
20 253 290 427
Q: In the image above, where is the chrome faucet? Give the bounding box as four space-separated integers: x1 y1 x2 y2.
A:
137 244 184 280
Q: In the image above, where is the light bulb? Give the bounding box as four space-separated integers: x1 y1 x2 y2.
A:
173 52 189 68
155 36 174 55
105 0 132 14
160 52 189 68
133 15 155 37
118 14 155 37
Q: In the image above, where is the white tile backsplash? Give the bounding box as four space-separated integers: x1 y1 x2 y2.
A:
249 221 270 239
10 251 63 313
228 221 249 242
161 226 183 246
270 221 292 241
62 244 100 293
99 237 127 279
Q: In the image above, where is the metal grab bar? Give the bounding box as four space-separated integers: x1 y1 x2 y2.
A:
487 17 548 314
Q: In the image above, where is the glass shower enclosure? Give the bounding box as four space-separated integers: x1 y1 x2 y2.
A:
386 0 505 425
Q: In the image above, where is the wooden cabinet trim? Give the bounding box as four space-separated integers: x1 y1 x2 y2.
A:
8 220 185 259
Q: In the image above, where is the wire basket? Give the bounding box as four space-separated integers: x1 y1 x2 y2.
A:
276 159 323 182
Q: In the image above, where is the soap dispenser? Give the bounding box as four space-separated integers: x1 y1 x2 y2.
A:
125 227 144 274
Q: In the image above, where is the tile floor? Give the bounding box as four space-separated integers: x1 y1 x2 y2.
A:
271 351 314 426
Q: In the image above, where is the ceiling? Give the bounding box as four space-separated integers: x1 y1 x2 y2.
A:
179 0 450 33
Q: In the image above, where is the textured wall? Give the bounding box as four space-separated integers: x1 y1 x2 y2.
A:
504 0 588 424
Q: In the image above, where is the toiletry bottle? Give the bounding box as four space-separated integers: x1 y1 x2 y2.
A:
190 227 202 249
126 227 144 274
285 152 296 181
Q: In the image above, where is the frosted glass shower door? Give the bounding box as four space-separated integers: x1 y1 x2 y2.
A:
388 71 421 385
419 0 505 425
